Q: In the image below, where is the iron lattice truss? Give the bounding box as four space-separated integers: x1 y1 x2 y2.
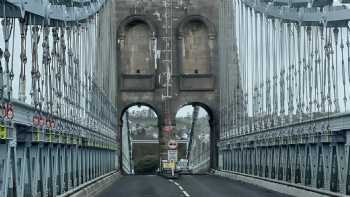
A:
0 1 118 197
218 0 350 196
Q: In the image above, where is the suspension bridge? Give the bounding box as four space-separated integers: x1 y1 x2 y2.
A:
0 0 350 197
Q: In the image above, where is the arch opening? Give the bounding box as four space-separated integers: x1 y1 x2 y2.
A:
175 103 212 173
121 104 160 175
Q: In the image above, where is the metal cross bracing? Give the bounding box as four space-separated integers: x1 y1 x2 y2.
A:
186 106 199 162
218 0 350 195
187 106 210 173
0 1 118 197
121 111 132 174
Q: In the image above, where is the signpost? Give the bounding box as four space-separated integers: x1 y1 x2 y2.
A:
166 139 178 177
168 149 178 162
167 149 177 176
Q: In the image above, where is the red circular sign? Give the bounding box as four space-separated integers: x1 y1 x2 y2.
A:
50 120 55 128
163 126 172 133
39 116 45 126
7 108 13 119
3 103 14 119
46 119 51 128
33 115 39 126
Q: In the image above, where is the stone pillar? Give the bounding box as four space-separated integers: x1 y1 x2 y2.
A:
159 107 176 162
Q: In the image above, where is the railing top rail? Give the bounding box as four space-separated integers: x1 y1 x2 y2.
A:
242 0 350 26
1 0 107 24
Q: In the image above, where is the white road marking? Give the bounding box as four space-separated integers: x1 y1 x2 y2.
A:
183 191 190 197
170 180 191 197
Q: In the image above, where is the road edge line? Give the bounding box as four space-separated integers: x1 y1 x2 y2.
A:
213 170 341 197
58 171 122 197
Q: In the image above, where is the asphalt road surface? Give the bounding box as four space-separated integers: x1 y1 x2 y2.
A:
97 175 291 197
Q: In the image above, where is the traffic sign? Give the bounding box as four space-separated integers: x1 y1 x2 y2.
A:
163 126 172 133
39 116 46 126
168 150 178 162
33 115 39 126
167 139 177 149
3 103 14 119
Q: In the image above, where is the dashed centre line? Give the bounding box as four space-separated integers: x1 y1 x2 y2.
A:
169 179 191 197
183 191 190 197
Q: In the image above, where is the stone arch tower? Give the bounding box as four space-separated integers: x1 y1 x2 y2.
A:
108 0 222 169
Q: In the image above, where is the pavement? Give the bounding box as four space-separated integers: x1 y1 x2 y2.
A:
97 174 291 197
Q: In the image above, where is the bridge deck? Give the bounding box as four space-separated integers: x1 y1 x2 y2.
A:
98 175 290 197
